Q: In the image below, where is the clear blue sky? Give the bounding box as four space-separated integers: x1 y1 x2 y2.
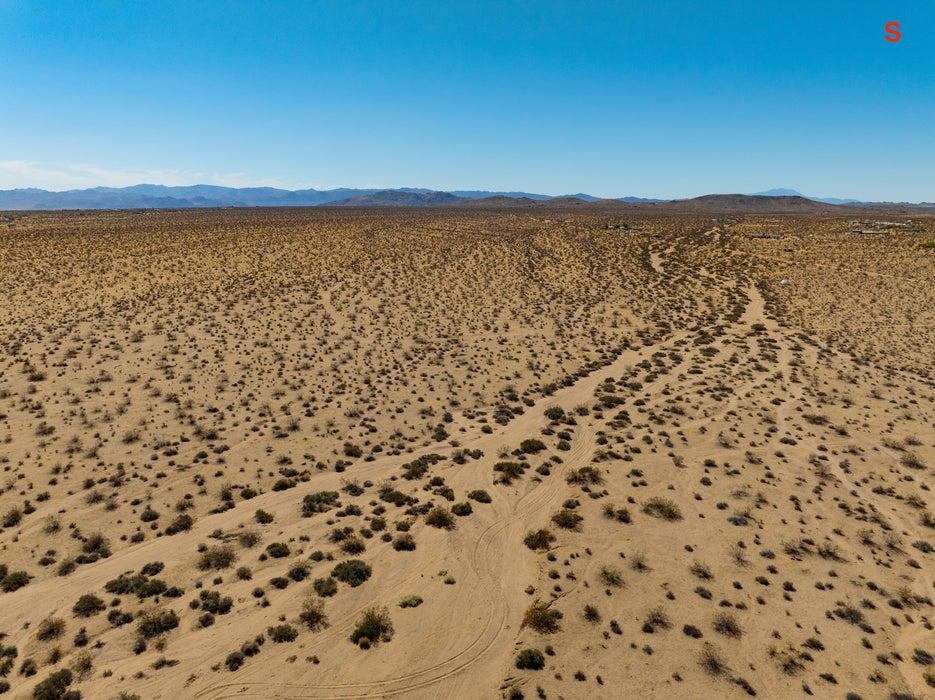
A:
1 1 931 200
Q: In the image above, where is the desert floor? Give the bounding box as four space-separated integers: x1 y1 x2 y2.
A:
1 207 934 699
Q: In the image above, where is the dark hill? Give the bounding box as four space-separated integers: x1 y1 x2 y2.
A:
323 190 467 207
453 195 588 208
657 194 840 213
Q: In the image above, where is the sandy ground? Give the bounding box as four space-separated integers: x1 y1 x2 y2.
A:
0 208 934 699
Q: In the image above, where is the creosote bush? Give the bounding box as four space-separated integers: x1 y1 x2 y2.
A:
331 559 372 587
198 545 237 570
524 529 555 551
350 606 393 647
522 600 561 633
515 648 545 670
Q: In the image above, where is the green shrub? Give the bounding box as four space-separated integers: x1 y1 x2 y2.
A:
398 594 423 608
522 601 561 633
551 509 583 530
566 466 603 485
350 606 393 647
1 570 30 592
451 502 473 516
31 668 72 700
515 648 545 670
467 489 491 503
392 533 416 551
301 491 340 516
165 513 194 535
140 507 159 522
493 461 525 484
331 560 371 587
255 509 274 524
544 406 565 420
198 545 237 570
267 624 298 643
523 529 555 550
313 576 338 597
425 506 455 529
265 542 290 558
299 597 327 631
137 609 179 638
200 590 233 615
72 594 105 617
520 439 547 454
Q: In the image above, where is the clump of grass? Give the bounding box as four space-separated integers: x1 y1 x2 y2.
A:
699 643 729 676
598 566 624 588
398 594 423 608
689 560 714 580
36 617 66 641
712 612 743 638
642 497 682 521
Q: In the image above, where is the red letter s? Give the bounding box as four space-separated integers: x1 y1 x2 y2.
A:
886 21 901 42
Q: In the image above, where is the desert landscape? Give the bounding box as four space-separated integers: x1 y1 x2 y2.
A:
1 204 934 700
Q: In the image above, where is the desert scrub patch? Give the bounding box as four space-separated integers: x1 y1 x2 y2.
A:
566 466 603 485
601 502 631 523
2 570 31 592
522 600 562 633
331 559 372 587
313 577 338 597
493 461 526 484
198 544 237 570
266 542 291 558
137 609 180 638
520 438 547 453
398 594 423 608
551 509 583 530
30 668 73 700
467 489 491 503
425 506 456 529
301 491 340 516
35 617 66 641
712 612 743 638
72 593 106 617
642 497 683 521
350 606 394 647
299 597 328 631
267 624 299 643
524 529 555 551
515 648 545 670
392 533 416 551
451 502 473 516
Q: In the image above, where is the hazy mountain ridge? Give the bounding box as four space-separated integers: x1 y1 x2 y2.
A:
0 185 928 211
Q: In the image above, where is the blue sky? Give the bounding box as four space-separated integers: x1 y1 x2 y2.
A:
1 1 931 200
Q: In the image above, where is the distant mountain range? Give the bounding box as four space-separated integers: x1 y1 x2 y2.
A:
749 188 861 205
0 185 931 211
